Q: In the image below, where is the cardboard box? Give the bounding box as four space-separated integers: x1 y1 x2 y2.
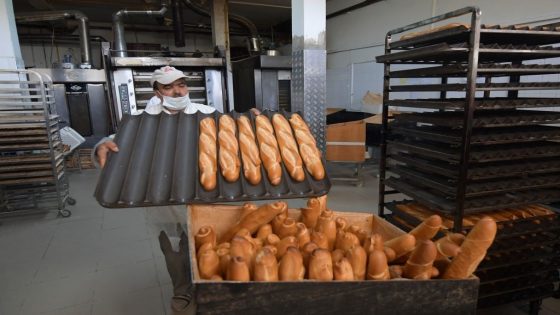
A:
326 119 366 162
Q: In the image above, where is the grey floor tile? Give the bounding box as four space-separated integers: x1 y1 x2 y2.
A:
102 208 146 231
20 273 95 314
160 283 173 315
543 298 560 314
91 286 165 315
99 221 150 246
36 303 93 315
33 246 98 284
0 292 25 315
92 260 159 302
154 254 172 286
95 239 153 271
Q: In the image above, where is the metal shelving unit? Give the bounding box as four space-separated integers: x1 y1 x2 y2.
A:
0 69 74 217
375 7 560 313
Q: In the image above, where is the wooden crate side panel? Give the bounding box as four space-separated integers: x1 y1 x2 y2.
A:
193 280 478 315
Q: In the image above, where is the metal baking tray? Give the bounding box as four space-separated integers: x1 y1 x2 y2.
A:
393 110 560 128
384 177 560 213
388 139 560 163
390 153 560 181
390 82 560 92
390 125 560 145
389 64 560 78
389 24 560 50
386 98 560 110
478 270 559 299
95 111 330 208
377 42 560 64
389 164 560 198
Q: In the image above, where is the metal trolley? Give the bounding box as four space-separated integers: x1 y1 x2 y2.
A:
0 69 75 217
375 7 560 313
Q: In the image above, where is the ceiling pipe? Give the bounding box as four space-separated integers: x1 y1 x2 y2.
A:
326 0 384 20
16 10 92 68
182 0 260 52
112 4 168 57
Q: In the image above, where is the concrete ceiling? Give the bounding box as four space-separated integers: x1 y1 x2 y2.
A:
13 0 292 31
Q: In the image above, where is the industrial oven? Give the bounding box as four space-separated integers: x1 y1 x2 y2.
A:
232 55 291 113
102 43 227 125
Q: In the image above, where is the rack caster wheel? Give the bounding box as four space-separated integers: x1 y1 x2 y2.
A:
67 197 76 205
59 209 72 218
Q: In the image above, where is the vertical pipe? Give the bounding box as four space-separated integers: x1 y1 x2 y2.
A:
172 0 185 47
455 8 482 232
77 15 92 67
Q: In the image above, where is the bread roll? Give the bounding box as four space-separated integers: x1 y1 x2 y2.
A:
301 197 322 229
308 248 333 281
255 115 282 185
279 246 305 281
218 114 240 182
403 240 437 280
195 226 216 250
254 247 279 282
237 115 262 185
199 117 217 191
366 249 390 280
226 256 250 281
289 113 325 180
272 114 305 182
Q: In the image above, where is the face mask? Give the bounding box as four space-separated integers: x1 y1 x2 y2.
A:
161 94 191 111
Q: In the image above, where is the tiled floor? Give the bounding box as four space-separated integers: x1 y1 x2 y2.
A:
0 163 558 315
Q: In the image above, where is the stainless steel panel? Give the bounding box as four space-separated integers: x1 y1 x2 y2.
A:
204 69 225 113
260 56 292 68
278 70 291 81
261 70 279 111
33 68 106 82
53 84 69 125
112 57 224 67
291 50 327 152
87 83 109 145
112 69 136 119
254 70 263 109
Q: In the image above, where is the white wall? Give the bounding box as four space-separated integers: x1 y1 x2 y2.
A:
326 0 560 112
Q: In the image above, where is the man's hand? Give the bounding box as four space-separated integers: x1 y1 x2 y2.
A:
96 140 119 168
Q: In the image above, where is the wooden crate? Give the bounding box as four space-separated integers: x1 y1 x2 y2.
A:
326 120 366 162
184 204 479 315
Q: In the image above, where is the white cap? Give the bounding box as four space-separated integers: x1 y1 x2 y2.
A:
150 66 187 87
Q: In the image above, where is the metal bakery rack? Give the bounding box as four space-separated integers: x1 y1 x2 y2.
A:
375 7 560 313
0 69 75 217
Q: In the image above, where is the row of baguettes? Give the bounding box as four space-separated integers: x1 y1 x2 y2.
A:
395 203 554 229
198 113 325 191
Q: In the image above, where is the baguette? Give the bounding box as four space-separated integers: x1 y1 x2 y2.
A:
289 113 325 180
198 248 220 279
195 225 216 250
442 217 497 279
346 245 367 280
409 215 442 242
334 257 355 281
221 202 287 242
199 117 218 191
301 197 322 229
237 115 262 185
226 256 250 281
218 114 241 182
255 115 282 185
272 114 305 182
